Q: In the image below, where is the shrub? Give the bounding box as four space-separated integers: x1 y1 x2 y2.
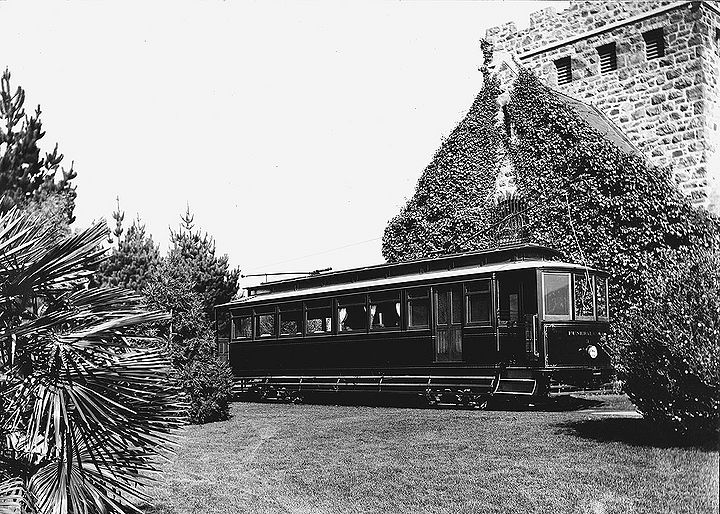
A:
619 244 720 438
177 354 235 424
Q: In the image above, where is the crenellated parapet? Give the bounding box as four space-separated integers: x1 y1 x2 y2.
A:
485 0 720 212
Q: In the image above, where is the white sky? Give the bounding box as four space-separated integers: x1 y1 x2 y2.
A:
1 0 564 290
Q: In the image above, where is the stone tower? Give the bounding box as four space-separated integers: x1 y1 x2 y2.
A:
485 0 720 211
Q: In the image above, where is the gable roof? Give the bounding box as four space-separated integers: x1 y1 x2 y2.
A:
554 90 641 156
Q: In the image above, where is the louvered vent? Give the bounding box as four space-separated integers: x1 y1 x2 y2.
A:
555 56 572 85
597 43 617 74
643 28 665 60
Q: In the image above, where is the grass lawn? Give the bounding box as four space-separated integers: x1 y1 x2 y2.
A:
143 395 719 514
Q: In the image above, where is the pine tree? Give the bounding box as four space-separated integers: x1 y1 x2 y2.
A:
143 261 213 366
0 69 76 221
144 214 236 424
110 196 124 246
381 68 503 262
23 192 73 243
167 206 240 318
94 215 161 293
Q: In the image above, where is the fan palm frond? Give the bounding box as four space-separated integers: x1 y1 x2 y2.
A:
0 208 185 514
0 477 27 514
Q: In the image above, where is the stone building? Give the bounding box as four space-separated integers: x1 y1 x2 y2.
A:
485 0 720 210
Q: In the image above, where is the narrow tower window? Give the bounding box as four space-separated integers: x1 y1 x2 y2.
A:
554 56 572 85
643 28 665 59
597 42 617 73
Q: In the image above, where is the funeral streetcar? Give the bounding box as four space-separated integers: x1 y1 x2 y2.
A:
215 244 612 405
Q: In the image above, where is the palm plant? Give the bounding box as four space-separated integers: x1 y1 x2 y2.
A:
0 206 184 513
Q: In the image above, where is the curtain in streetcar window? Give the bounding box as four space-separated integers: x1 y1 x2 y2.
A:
370 291 400 330
466 281 491 324
338 295 367 332
232 316 252 339
306 300 332 334
407 288 429 328
574 274 595 319
255 311 276 338
543 273 570 317
279 303 303 336
595 276 609 319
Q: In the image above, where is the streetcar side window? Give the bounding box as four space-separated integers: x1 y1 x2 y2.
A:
338 294 367 332
573 274 595 320
370 291 401 330
466 280 491 324
543 273 571 319
596 276 609 320
255 308 276 338
231 313 252 340
306 300 332 335
279 303 303 336
407 287 430 328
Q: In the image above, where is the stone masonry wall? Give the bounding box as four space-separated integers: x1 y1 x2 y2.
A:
486 0 720 210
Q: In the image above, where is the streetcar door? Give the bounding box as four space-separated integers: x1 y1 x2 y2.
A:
434 285 463 362
496 273 526 362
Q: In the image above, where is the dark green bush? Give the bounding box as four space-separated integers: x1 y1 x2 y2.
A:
619 244 720 438
177 355 235 424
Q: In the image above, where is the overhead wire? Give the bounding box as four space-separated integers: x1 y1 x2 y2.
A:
564 189 593 304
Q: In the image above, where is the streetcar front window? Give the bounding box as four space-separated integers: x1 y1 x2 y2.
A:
232 315 252 339
543 273 571 319
255 311 276 338
216 309 230 339
573 274 595 320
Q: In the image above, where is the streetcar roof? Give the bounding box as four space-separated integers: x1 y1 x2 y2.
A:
219 259 604 308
